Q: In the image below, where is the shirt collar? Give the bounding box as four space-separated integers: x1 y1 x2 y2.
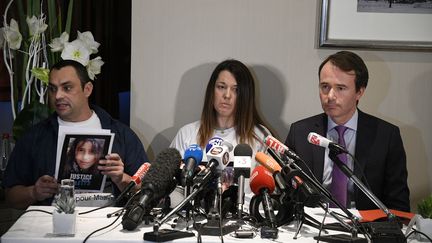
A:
327 109 358 132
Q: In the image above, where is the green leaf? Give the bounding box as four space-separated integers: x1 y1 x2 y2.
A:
65 0 74 35
12 101 51 141
418 194 432 219
31 67 50 85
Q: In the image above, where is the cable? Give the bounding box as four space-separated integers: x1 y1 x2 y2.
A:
78 202 113 215
19 209 53 216
82 209 124 243
406 228 432 243
349 154 372 191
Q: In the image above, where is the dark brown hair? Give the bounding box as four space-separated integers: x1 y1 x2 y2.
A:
197 59 270 147
318 51 369 92
50 59 91 88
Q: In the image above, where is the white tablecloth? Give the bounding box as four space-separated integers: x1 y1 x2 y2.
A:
1 206 419 243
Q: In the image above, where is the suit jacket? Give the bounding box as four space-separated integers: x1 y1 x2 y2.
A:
285 110 410 212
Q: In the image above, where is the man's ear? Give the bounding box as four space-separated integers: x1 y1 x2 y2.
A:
356 86 365 102
84 82 93 98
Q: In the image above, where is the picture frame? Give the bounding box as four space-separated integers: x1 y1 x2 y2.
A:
56 133 114 193
317 0 432 51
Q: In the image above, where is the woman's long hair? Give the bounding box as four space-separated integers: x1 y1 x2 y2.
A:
197 59 271 147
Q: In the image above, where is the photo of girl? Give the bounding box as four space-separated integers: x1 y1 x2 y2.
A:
59 135 111 192
69 137 104 174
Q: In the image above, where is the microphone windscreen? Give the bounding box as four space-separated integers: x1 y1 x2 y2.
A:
141 148 181 199
255 152 282 173
234 143 253 157
250 165 275 195
183 144 203 164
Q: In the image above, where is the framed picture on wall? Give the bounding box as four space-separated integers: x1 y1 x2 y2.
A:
317 0 432 51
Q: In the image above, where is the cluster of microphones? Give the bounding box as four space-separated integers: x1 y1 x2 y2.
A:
116 133 405 242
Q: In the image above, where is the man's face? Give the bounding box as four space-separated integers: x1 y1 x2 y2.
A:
319 62 365 125
213 70 238 120
48 66 93 122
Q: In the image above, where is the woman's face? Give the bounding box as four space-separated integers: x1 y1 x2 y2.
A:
75 141 98 170
213 70 237 119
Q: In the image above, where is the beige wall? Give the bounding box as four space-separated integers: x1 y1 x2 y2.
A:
131 0 432 211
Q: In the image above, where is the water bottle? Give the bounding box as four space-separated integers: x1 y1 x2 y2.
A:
1 133 11 172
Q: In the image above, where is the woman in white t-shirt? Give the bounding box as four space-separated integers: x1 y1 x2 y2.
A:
170 59 275 214
170 59 273 166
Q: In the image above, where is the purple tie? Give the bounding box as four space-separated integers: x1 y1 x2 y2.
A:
330 125 348 208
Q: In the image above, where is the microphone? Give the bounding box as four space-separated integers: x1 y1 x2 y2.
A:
307 132 354 178
206 141 233 172
190 140 233 210
307 132 348 154
233 144 252 218
282 163 323 207
206 141 233 208
255 152 282 173
249 166 277 229
197 140 238 235
255 152 287 192
181 144 203 186
258 150 322 207
116 162 151 204
122 148 181 231
264 135 302 161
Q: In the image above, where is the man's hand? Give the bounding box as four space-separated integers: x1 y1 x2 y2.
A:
32 175 59 202
98 153 129 189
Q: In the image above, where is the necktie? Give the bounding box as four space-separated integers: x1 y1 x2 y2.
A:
330 125 348 208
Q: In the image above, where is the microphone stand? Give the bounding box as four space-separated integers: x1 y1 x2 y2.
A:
144 169 217 242
271 149 364 240
328 151 406 242
180 185 193 230
199 176 239 236
236 174 245 218
181 170 197 230
268 149 361 224
328 150 395 220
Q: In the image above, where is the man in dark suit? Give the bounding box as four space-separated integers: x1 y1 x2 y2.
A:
285 51 410 212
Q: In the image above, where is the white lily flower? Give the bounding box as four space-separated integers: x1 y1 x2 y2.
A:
61 39 91 66
26 15 48 37
49 32 69 52
87 56 104 80
77 31 100 54
4 19 22 50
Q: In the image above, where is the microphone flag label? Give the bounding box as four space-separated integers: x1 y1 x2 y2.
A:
206 137 223 152
309 134 320 146
131 162 151 184
265 135 286 154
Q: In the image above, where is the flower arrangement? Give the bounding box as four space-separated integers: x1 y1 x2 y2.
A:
0 0 103 140
48 31 104 80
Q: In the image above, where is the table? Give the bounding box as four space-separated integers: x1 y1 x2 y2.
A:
1 206 419 243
